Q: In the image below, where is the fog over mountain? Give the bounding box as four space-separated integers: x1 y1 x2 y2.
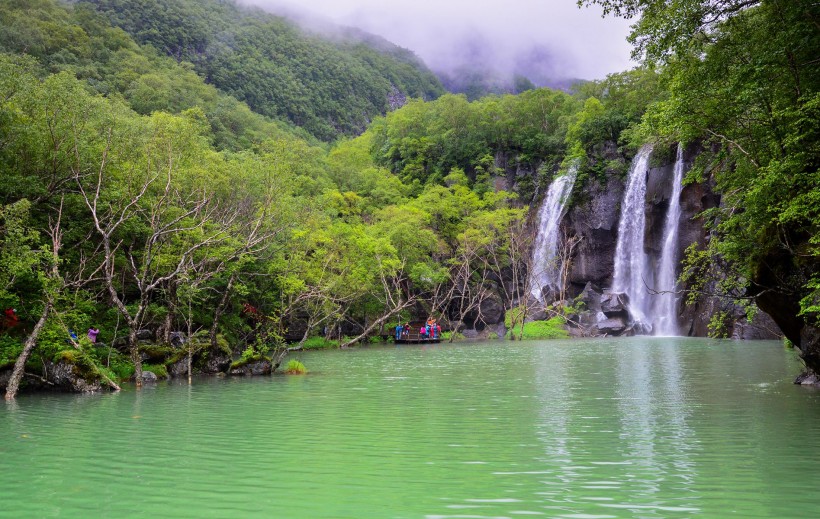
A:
240 0 634 90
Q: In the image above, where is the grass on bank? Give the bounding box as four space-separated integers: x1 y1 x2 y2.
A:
505 307 569 340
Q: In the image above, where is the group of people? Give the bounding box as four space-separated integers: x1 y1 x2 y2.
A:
67 327 100 344
395 322 411 339
394 318 442 340
3 308 102 345
421 317 441 340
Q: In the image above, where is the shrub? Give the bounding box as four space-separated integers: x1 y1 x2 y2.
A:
301 336 338 349
441 331 465 341
230 346 268 369
107 351 135 380
0 335 22 370
507 316 569 340
284 359 307 375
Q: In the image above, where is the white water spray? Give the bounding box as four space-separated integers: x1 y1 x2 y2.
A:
612 144 653 331
654 144 685 336
530 162 578 301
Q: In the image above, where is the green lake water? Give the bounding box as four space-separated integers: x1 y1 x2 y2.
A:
3 337 820 518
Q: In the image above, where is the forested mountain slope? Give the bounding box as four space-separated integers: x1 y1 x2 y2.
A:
0 0 316 150
2 0 819 397
80 0 445 140
0 1 570 394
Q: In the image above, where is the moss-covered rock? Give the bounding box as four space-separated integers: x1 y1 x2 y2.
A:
198 347 232 374
138 344 174 363
229 356 272 376
48 358 104 393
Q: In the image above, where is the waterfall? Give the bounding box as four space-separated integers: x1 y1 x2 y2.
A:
530 162 578 301
612 144 653 331
654 144 685 336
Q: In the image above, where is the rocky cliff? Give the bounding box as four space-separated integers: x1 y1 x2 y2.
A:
553 143 781 339
448 143 784 341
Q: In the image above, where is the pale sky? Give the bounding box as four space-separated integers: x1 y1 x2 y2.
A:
241 0 635 82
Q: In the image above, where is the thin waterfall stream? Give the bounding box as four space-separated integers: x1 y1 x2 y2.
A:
655 144 685 335
612 144 686 335
530 162 578 301
612 144 654 332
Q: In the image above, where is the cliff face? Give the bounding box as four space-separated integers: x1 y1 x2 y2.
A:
565 175 624 289
535 142 782 340
486 143 786 342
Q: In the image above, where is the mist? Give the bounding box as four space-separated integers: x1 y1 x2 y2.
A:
239 0 634 86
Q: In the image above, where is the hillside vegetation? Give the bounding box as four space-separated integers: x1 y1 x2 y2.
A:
82 0 445 140
1 0 819 395
0 0 577 395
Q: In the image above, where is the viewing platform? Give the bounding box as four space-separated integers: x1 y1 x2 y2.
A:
394 333 442 344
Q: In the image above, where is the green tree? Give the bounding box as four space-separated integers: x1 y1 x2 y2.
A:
581 0 820 368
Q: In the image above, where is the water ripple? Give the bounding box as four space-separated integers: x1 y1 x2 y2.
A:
1 339 819 518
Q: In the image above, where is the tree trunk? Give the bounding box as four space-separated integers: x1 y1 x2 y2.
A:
297 320 312 349
210 273 236 350
161 280 177 345
130 328 143 387
340 302 412 349
448 321 462 343
4 303 50 400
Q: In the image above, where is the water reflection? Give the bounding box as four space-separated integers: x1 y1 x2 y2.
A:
526 338 702 516
614 339 697 512
2 339 819 519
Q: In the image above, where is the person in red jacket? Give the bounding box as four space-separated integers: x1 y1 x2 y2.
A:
2 308 19 331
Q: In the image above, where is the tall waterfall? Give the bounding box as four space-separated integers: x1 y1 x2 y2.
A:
612 144 654 330
530 162 578 301
654 144 685 335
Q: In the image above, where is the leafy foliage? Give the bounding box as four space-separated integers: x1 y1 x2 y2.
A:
284 359 307 375
82 0 444 140
369 90 578 188
506 315 569 340
578 1 820 350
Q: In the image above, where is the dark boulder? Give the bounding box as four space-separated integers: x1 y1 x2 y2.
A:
578 282 603 314
597 316 628 336
795 370 820 386
230 359 272 376
461 328 480 339
465 295 505 329
136 329 153 341
139 371 158 383
601 292 629 317
168 357 192 378
799 324 820 374
731 311 782 340
201 351 232 374
48 360 103 393
169 331 186 347
525 303 548 323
